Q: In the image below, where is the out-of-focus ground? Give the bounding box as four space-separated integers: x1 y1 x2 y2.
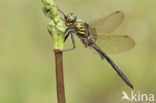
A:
0 0 156 103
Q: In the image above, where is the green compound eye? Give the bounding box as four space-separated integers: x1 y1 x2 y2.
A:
66 13 77 22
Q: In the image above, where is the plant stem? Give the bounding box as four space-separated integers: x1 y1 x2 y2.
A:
42 0 66 50
54 50 66 103
42 0 66 103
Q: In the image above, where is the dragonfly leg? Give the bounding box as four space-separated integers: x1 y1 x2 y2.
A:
64 27 72 42
64 27 70 34
64 33 69 42
57 6 66 17
63 31 76 52
57 6 67 22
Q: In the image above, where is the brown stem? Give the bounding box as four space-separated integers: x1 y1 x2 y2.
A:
54 50 66 103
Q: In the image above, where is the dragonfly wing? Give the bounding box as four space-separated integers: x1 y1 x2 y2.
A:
93 35 135 53
89 11 124 34
89 26 97 40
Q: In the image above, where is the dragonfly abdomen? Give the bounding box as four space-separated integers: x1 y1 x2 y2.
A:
91 42 134 89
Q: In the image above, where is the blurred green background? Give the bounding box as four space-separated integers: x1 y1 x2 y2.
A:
0 0 156 103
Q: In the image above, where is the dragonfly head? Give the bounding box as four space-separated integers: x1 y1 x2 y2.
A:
65 13 77 23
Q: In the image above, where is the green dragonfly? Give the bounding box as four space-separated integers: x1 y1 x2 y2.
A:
57 8 135 89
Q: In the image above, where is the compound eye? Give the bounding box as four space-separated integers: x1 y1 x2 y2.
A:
70 15 77 21
67 13 72 17
66 13 77 23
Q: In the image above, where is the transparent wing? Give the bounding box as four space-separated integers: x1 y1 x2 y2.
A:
89 11 124 34
92 35 135 53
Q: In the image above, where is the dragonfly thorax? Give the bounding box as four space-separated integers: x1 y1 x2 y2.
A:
75 22 87 36
64 13 88 37
65 13 92 47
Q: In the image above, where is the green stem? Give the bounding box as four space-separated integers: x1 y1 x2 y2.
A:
41 0 67 103
42 0 66 50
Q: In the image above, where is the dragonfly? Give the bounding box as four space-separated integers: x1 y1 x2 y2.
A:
57 8 135 89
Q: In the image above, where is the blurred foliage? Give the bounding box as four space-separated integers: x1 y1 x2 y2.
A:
0 0 156 103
